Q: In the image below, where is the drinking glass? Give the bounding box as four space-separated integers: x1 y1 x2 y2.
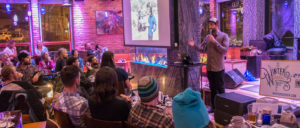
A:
247 104 257 124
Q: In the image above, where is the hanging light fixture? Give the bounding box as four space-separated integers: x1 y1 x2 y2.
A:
62 0 72 7
6 4 11 14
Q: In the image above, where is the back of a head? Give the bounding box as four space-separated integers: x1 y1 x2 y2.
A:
1 65 14 81
172 88 209 128
61 65 80 87
87 55 96 63
18 52 29 62
57 48 67 57
92 67 119 103
66 56 78 66
138 76 158 103
100 51 115 68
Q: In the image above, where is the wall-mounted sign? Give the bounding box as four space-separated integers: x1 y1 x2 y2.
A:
260 60 300 100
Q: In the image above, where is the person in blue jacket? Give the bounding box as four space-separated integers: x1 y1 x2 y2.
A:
172 88 210 128
148 7 156 40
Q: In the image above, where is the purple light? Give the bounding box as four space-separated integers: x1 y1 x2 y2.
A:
6 4 11 14
284 1 288 7
199 8 203 15
41 7 46 14
25 16 29 21
27 11 32 16
233 10 237 15
13 14 18 26
105 11 108 18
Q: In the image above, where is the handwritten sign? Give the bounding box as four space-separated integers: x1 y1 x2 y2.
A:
260 60 300 100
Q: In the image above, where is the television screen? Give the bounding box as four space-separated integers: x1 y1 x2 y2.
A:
123 0 171 47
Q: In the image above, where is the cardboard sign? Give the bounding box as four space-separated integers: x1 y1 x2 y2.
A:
260 60 300 100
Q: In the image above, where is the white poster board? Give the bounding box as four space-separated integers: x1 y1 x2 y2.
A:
260 60 300 100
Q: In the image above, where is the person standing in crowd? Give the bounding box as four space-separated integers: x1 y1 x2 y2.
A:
88 67 131 121
56 65 90 128
128 76 174 128
100 51 132 94
39 52 54 74
17 52 44 84
71 50 84 71
85 43 94 57
35 41 48 56
188 17 229 113
94 44 108 63
2 40 17 64
55 48 68 72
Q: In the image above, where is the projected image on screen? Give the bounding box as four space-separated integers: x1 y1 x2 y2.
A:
131 0 159 40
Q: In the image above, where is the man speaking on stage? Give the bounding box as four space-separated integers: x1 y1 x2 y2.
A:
188 17 229 113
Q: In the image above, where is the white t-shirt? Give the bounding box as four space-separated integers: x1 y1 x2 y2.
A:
2 47 15 57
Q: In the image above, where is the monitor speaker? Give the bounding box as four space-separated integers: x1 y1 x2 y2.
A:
224 69 245 89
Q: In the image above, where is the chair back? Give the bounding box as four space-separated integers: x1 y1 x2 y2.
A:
46 119 59 128
84 114 124 128
53 109 73 128
117 82 125 95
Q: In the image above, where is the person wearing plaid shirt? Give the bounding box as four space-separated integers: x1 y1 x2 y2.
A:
56 66 90 128
128 76 174 128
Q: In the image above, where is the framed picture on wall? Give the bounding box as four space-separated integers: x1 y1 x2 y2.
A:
96 10 124 34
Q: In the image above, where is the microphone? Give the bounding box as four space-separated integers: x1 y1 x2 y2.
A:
209 29 212 35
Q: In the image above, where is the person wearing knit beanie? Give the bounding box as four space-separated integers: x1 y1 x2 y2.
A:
138 76 159 103
172 88 210 128
128 76 175 128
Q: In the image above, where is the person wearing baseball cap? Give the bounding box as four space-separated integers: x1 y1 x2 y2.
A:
188 17 229 113
128 76 174 128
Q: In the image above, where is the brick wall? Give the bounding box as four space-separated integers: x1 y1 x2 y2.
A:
72 0 135 53
28 0 134 54
210 0 216 17
31 0 40 51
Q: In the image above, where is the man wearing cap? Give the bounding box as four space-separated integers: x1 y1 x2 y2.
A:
188 17 229 113
128 76 174 128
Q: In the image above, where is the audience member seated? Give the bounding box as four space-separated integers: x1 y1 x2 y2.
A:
39 52 54 74
16 50 36 66
86 55 99 82
128 76 174 128
88 67 131 121
172 88 210 128
0 53 13 67
1 40 17 63
0 65 46 122
55 48 68 73
56 65 90 128
17 52 44 84
66 56 92 98
71 50 84 71
100 51 132 95
35 41 49 56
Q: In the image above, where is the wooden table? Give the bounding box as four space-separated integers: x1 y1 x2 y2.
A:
23 121 46 128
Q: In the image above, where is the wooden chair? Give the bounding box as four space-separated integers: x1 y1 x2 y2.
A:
53 109 74 128
46 119 59 128
84 114 125 128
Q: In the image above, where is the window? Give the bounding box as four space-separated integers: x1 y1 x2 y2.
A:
0 3 31 53
220 0 243 46
41 4 71 51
